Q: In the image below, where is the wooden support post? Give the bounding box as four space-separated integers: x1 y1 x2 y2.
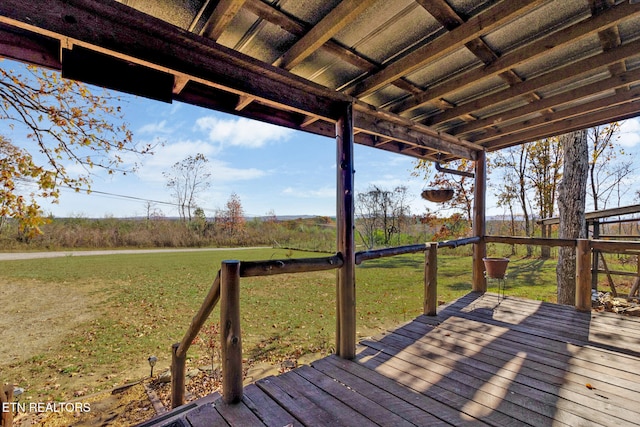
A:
631 256 640 299
591 220 600 290
336 102 356 359
221 260 243 403
472 150 487 292
424 243 438 316
170 343 186 408
1 385 13 427
576 239 592 312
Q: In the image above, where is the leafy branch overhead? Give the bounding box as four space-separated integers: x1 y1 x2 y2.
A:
0 64 153 235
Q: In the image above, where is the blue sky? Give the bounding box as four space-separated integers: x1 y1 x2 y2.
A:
3 59 432 219
4 58 640 219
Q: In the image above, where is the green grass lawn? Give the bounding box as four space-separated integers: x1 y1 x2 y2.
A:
0 248 560 401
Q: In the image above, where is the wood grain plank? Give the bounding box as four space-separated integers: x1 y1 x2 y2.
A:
242 383 302 427
294 364 415 427
312 357 453 426
186 403 229 427
255 374 352 427
364 330 640 425
322 355 490 427
356 346 559 427
214 399 266 426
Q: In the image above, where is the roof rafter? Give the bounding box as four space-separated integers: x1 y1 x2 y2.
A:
347 0 544 98
201 0 247 41
485 99 640 151
424 37 640 127
392 0 640 116
273 0 376 70
452 67 640 138
474 85 640 145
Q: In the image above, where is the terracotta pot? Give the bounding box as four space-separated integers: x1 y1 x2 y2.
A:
421 188 454 203
482 257 510 279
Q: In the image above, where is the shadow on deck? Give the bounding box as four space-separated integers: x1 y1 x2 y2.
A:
138 292 640 426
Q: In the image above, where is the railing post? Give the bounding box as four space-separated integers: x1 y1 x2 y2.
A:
221 260 243 403
336 102 356 359
424 243 438 316
472 150 487 292
576 239 592 311
170 342 186 408
1 384 13 427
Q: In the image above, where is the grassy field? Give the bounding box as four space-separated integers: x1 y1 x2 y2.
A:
0 248 562 402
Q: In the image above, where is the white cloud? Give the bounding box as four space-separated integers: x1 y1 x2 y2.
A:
138 120 173 135
136 143 265 183
211 159 265 182
619 118 640 148
195 116 293 149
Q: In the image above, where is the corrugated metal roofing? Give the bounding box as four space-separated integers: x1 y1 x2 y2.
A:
1 0 639 161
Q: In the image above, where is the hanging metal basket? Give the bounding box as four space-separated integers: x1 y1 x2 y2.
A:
421 188 454 203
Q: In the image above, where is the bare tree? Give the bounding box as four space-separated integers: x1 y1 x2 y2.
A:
356 185 411 248
163 153 211 221
527 138 563 259
493 145 533 256
557 130 588 305
587 123 633 211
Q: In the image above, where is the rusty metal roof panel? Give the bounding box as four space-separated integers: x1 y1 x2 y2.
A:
4 0 640 161
345 4 441 65
405 48 481 89
482 1 589 55
290 49 363 90
511 36 603 81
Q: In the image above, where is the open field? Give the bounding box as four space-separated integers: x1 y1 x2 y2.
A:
0 248 563 405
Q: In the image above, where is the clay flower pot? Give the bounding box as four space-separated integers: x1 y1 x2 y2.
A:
421 188 454 203
482 257 510 279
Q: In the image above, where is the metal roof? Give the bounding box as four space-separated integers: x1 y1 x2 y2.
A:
1 0 639 162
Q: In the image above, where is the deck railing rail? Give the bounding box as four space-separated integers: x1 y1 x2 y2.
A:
170 237 477 408
485 235 640 309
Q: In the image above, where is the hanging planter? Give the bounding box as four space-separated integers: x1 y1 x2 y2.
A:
421 188 454 203
482 257 510 279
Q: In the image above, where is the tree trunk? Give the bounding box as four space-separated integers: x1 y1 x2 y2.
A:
557 130 588 305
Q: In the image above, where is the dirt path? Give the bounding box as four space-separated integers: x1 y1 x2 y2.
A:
0 247 266 261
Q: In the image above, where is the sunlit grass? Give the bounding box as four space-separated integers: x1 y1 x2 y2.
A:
1 248 562 401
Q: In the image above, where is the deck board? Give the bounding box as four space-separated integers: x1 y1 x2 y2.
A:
141 292 640 427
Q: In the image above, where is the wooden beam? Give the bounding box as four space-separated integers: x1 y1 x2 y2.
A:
173 75 190 94
235 94 254 111
416 0 463 29
484 99 640 150
425 37 640 127
0 0 349 121
336 102 356 360
472 150 487 292
348 0 544 98
0 23 60 69
452 67 640 138
201 0 247 41
236 0 430 104
473 84 640 145
273 0 375 71
353 110 477 160
393 0 640 115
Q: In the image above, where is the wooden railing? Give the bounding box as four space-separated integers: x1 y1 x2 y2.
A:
485 235 640 311
170 237 477 408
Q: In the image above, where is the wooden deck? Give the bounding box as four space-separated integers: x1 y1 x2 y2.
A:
139 292 640 426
